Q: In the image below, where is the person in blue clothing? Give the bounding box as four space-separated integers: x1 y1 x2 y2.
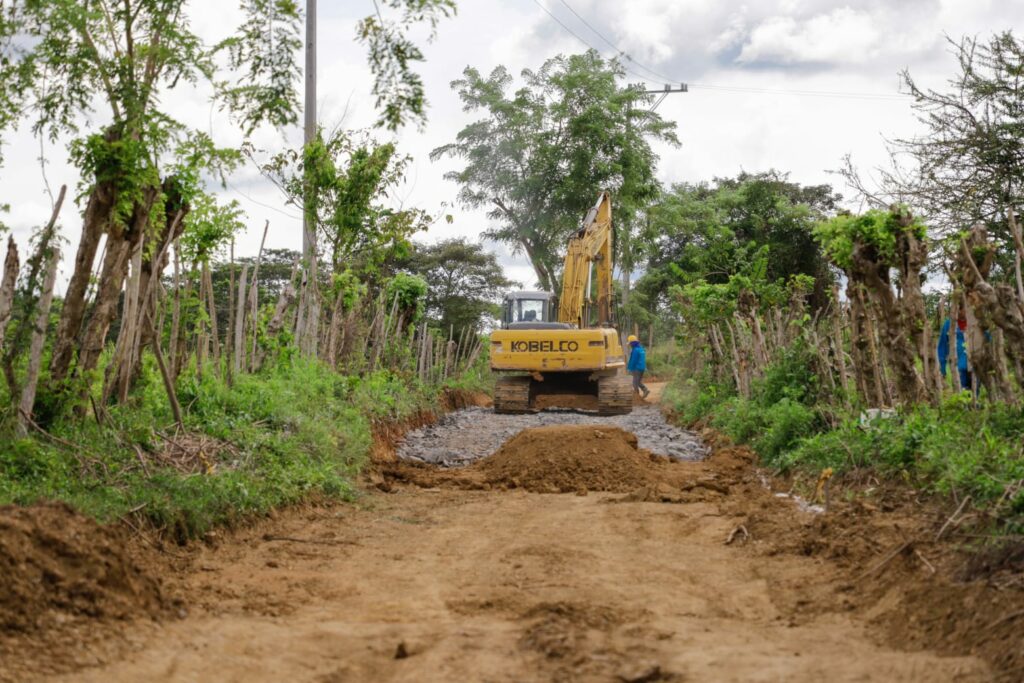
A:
937 311 971 391
626 334 650 399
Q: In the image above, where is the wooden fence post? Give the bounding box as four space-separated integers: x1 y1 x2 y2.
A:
0 237 19 358
16 188 65 435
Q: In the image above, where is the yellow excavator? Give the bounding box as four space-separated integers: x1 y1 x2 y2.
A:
489 191 632 415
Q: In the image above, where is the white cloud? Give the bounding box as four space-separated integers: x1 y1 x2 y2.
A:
736 7 881 65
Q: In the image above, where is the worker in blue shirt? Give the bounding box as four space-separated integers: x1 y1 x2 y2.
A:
626 334 650 399
937 312 971 391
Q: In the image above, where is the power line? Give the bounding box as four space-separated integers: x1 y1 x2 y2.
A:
528 0 666 85
226 181 302 221
689 83 906 101
555 0 678 85
532 0 910 103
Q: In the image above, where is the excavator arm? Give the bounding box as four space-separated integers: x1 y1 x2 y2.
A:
558 192 614 328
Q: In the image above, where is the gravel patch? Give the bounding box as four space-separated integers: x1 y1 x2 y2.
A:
397 406 708 467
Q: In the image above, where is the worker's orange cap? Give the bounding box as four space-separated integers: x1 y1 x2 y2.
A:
627 335 639 343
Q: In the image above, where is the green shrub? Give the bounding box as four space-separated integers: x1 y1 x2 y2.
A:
710 396 766 445
756 341 818 406
0 353 474 539
754 399 819 463
667 347 1024 530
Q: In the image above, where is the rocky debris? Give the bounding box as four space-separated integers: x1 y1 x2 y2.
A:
398 406 707 467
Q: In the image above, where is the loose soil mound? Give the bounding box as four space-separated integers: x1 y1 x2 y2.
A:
476 425 665 493
0 502 166 633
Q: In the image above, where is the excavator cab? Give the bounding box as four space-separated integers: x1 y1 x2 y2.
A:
501 291 566 330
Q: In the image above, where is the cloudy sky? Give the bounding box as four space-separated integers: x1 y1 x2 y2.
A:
2 0 1022 291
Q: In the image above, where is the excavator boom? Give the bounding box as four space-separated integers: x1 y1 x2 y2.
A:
558 192 614 328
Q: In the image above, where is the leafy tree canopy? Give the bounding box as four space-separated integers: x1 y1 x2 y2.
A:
636 171 840 310
431 50 678 292
255 129 432 276
814 207 928 272
397 238 516 333
358 0 457 130
179 194 246 264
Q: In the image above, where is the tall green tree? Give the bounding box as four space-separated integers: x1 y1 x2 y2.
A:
0 0 456 402
257 129 431 276
431 50 677 292
398 238 515 333
636 171 840 311
0 0 303 393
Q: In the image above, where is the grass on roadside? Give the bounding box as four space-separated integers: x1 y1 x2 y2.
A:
663 346 1024 533
0 354 492 541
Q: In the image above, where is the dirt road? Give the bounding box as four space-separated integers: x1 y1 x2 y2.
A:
5 385 1011 682
58 491 988 683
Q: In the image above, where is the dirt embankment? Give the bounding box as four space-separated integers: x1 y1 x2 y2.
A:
0 502 173 681
0 502 166 633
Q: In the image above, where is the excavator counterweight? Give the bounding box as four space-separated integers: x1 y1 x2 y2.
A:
489 192 632 415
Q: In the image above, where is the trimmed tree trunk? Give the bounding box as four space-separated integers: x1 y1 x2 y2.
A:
203 261 221 370
847 281 883 406
136 188 188 359
17 188 65 435
830 291 850 402
1007 205 1024 304
958 225 1024 399
105 238 144 404
49 181 115 387
76 184 157 386
0 237 20 358
849 240 926 404
234 264 249 374
170 240 182 379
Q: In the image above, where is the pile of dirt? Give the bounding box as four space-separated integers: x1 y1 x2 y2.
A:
475 425 668 494
383 423 738 494
0 502 166 633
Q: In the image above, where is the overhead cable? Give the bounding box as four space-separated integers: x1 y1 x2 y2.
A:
533 0 909 102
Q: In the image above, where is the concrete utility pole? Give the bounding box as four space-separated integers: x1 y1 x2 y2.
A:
645 83 688 112
620 83 687 312
303 0 317 256
297 0 320 356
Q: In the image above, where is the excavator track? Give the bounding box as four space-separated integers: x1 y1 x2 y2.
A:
494 376 533 414
597 374 633 415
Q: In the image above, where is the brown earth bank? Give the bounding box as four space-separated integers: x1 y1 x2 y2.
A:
1 389 1023 681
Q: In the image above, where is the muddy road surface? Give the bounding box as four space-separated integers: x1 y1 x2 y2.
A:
3 384 1013 682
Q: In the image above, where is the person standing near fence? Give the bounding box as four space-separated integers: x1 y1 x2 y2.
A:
627 334 650 399
937 312 971 392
